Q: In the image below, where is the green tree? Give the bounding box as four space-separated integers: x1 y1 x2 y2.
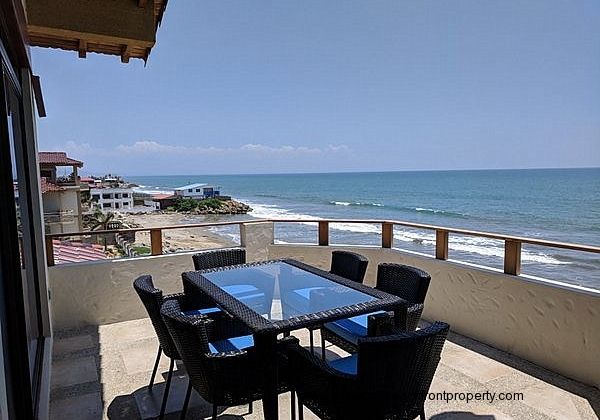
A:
86 209 117 250
174 197 198 212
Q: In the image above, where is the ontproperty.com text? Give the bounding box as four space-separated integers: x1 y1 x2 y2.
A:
428 391 524 404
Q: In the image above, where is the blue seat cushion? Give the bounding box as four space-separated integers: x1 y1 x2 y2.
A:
323 311 386 344
292 286 325 300
209 335 254 354
328 354 357 375
222 284 260 296
184 307 222 316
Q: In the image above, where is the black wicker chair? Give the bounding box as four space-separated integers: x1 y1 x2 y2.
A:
288 321 449 420
321 263 431 354
133 275 187 419
307 251 369 354
185 248 247 312
160 299 298 420
329 250 369 284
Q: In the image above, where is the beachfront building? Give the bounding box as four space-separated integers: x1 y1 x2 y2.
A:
38 152 85 234
90 186 134 211
143 193 178 210
174 182 221 199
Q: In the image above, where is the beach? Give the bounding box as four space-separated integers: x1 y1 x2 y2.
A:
119 212 236 253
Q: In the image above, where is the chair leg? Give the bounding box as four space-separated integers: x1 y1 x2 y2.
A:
212 403 218 420
298 400 304 420
420 409 426 420
309 330 314 354
159 358 175 420
148 346 162 390
291 391 296 420
180 380 192 420
320 333 326 360
248 401 253 414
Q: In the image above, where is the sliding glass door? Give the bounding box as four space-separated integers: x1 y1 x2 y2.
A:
0 36 45 419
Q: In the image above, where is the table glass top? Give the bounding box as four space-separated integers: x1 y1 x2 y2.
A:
201 261 377 321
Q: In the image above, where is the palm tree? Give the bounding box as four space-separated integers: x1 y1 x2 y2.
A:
86 209 117 250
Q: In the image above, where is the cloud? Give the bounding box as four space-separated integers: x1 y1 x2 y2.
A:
113 140 349 156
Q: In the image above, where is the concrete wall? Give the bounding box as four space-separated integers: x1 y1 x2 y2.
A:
268 244 600 389
49 252 197 328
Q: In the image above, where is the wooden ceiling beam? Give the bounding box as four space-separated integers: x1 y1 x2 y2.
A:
121 45 131 63
138 0 148 7
78 39 87 58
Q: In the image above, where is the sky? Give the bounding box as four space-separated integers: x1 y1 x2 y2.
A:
32 1 600 176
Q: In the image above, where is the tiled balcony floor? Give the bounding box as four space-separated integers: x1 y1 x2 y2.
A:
50 318 600 420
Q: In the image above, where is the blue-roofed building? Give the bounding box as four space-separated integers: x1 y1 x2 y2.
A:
173 183 221 199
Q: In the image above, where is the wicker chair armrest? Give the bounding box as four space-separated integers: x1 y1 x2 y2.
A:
286 341 356 382
406 303 425 331
163 292 197 312
407 303 424 316
366 311 395 336
205 312 253 341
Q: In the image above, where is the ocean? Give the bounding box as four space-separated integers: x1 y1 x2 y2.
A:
127 169 600 290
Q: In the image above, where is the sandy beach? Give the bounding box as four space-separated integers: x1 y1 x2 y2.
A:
119 212 238 253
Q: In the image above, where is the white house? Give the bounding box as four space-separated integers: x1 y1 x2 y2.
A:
90 187 134 211
174 183 221 199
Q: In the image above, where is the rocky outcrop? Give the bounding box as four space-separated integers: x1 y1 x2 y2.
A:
193 199 251 215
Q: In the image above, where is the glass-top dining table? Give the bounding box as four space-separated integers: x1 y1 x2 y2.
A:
182 259 407 420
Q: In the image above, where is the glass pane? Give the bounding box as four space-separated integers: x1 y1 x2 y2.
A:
202 261 377 321
4 72 40 380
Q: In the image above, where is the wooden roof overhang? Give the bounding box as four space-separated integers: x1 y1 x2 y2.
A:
25 0 168 63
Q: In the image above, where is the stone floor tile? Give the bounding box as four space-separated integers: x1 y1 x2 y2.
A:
119 339 171 376
521 379 585 420
440 345 518 384
50 392 103 420
51 356 98 389
54 335 96 355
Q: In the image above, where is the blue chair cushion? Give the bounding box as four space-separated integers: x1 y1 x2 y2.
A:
328 354 358 375
208 335 254 354
323 311 386 344
222 284 260 296
292 286 325 300
184 307 222 316
185 284 266 316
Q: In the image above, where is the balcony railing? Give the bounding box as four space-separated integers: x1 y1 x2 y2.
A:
44 218 600 277
43 209 75 224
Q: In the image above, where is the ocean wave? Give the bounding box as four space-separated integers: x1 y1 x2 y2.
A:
414 207 468 218
329 201 384 207
392 227 570 265
248 200 570 266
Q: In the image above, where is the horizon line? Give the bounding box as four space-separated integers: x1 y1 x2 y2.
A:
108 166 600 178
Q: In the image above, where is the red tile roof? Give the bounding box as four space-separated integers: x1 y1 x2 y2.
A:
53 240 107 264
39 152 83 167
40 177 65 194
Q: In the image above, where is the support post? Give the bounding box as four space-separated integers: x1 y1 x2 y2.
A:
45 237 54 266
318 221 329 246
435 229 449 260
150 229 162 255
504 240 521 275
382 222 393 248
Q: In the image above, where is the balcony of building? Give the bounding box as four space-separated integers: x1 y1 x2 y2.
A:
45 220 600 419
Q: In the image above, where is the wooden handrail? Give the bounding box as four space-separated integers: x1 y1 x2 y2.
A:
44 218 600 273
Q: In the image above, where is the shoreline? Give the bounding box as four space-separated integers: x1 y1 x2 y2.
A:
119 212 238 253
